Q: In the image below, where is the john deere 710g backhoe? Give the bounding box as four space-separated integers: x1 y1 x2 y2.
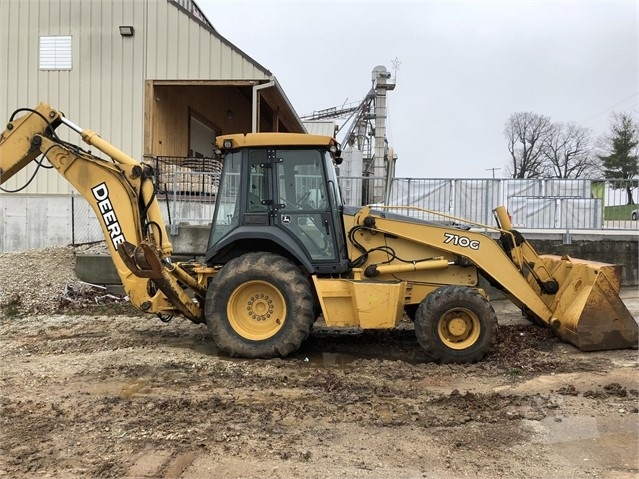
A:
1 104 636 362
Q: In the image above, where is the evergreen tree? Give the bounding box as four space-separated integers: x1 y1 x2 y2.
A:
598 112 639 204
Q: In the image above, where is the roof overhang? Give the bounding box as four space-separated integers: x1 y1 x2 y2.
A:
149 78 306 134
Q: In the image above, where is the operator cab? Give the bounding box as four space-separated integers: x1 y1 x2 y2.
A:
206 133 350 275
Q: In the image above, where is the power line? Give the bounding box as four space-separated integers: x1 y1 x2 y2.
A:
580 92 638 125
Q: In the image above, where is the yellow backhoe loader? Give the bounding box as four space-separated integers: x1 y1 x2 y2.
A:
1 103 636 362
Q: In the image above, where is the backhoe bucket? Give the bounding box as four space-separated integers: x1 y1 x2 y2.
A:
536 255 638 351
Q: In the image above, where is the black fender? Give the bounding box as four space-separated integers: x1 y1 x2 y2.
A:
205 226 315 273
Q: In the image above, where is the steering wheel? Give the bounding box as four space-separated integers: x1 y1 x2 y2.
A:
296 191 312 208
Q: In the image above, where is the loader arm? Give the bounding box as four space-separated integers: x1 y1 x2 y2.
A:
0 103 203 322
354 206 638 351
354 207 555 323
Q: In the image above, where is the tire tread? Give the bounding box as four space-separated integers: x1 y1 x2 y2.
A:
204 252 314 359
414 285 498 364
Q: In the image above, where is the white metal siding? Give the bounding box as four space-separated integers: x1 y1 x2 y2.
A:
0 0 147 195
146 0 271 80
1 0 268 197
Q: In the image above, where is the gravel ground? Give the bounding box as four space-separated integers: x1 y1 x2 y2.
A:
0 245 78 313
0 243 121 314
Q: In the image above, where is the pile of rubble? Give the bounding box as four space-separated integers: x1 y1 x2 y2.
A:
0 243 123 315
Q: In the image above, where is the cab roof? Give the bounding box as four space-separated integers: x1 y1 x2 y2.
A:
215 132 338 149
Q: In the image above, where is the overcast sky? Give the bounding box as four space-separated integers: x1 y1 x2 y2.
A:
198 0 638 178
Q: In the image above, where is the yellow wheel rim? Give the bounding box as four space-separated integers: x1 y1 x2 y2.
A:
227 280 286 341
437 307 481 350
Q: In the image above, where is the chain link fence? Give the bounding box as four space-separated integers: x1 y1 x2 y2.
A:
71 193 103 245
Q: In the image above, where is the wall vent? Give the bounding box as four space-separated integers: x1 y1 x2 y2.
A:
39 36 72 70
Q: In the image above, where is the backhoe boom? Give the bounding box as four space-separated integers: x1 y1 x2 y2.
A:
0 103 203 322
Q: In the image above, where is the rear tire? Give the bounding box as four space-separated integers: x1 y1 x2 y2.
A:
632 212 637 221
414 286 497 363
205 252 314 358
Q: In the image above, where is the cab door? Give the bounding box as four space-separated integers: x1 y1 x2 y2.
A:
243 149 272 226
274 149 338 264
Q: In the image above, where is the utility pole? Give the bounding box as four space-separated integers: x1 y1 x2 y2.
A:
486 167 501 179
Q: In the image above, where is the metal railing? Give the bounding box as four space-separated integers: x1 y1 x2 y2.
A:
148 156 222 233
339 176 386 207
72 160 638 238
157 172 638 232
151 156 222 194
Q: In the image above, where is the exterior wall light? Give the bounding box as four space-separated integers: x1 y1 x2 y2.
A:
119 26 135 37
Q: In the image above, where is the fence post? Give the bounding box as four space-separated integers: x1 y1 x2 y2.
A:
71 195 75 245
484 179 490 226
170 171 179 235
450 179 455 217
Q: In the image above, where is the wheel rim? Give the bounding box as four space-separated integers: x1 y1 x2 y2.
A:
437 307 481 350
227 280 286 341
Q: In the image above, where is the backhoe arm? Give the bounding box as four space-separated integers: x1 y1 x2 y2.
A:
0 103 203 322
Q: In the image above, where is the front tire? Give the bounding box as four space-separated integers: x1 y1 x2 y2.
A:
205 252 314 358
404 304 418 321
414 286 497 363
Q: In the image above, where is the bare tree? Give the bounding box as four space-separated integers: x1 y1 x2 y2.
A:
542 122 596 178
504 112 553 178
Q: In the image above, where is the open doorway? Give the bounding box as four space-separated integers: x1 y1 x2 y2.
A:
189 115 218 158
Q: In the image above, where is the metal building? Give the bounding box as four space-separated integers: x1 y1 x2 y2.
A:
0 0 305 250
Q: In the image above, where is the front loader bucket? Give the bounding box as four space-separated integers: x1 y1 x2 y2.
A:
535 255 638 351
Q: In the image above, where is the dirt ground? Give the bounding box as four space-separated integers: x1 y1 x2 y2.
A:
0 289 637 479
